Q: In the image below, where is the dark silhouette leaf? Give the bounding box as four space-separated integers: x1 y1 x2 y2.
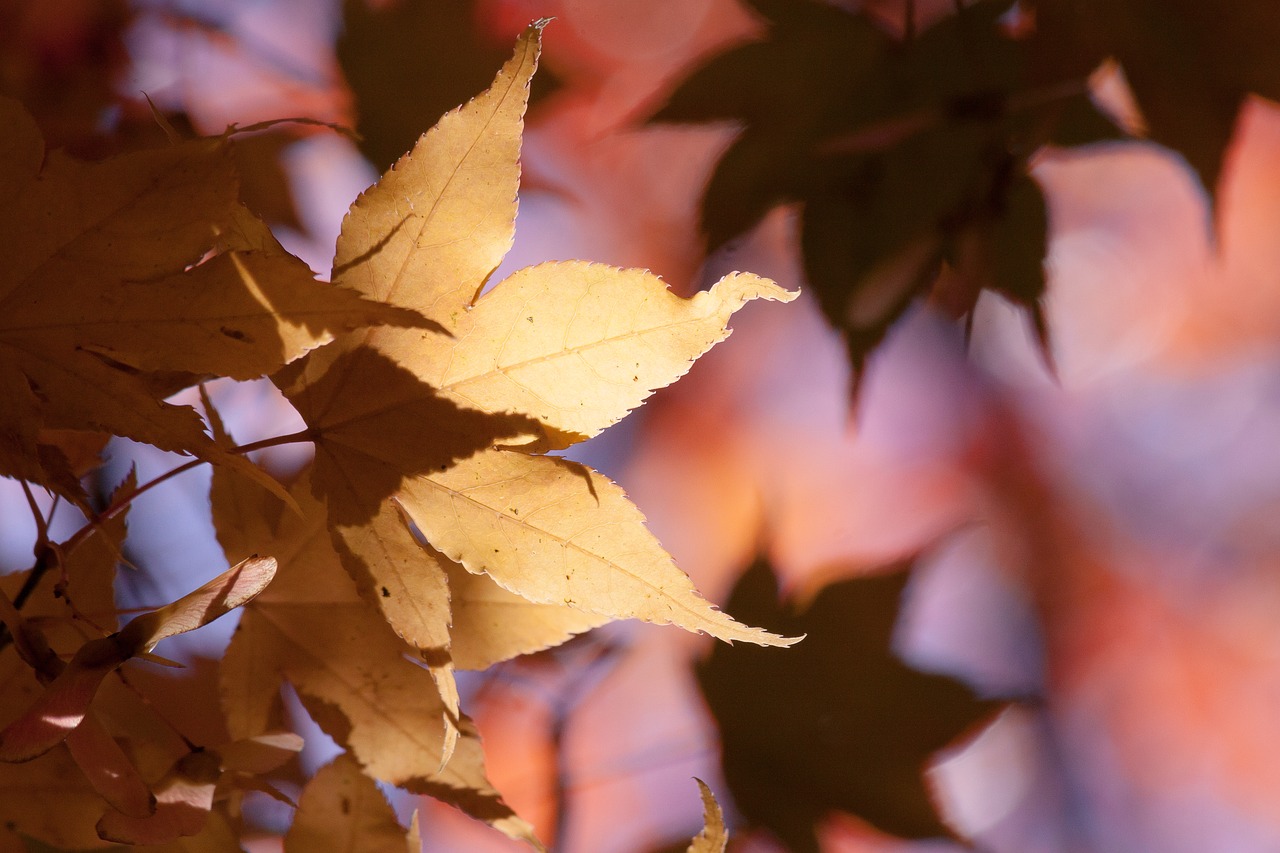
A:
698 557 1001 851
1027 0 1280 206
338 0 556 172
653 0 1121 378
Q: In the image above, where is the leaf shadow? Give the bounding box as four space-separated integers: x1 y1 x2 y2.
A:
285 345 545 526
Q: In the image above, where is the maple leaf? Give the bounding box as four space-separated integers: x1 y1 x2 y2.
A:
95 733 302 845
1024 0 1280 207
698 557 1001 852
0 95 433 500
0 476 159 823
284 754 417 853
264 21 799 762
687 779 730 853
212 463 541 847
651 0 1120 377
279 21 799 663
0 555 277 763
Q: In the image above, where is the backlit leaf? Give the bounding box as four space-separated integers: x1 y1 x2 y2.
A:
399 451 799 647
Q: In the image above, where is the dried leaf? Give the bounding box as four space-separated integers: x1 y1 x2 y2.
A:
399 451 799 647
0 94 430 499
332 20 545 323
686 779 728 853
0 557 276 762
96 749 221 844
214 474 535 844
277 20 793 676
284 754 410 853
400 263 798 447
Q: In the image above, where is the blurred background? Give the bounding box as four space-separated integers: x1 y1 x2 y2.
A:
6 1 1280 851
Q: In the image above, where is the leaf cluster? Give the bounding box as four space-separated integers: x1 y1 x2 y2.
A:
0 23 791 850
654 0 1280 376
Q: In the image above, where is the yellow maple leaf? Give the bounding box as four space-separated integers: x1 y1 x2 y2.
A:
0 96 432 500
212 462 539 847
275 21 799 682
284 754 416 853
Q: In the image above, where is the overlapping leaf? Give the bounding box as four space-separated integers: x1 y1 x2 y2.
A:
0 96 432 499
1024 0 1280 205
652 0 1121 375
272 20 799 705
284 754 416 853
0 556 277 763
212 467 540 846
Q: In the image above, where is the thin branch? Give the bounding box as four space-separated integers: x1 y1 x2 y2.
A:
0 428 315 657
18 480 49 547
819 76 1092 158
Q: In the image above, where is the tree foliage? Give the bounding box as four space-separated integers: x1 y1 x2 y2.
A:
653 0 1280 377
0 23 781 850
6 0 1280 850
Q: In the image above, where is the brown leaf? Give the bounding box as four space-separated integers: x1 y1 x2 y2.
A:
284 754 411 853
686 779 729 853
96 748 221 844
331 20 545 324
214 474 535 844
0 556 276 762
0 94 431 499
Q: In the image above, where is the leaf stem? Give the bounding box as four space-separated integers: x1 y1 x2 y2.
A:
55 429 314 583
0 428 314 656
818 76 1092 158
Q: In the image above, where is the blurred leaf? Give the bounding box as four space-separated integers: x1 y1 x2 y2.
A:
686 779 729 853
1026 0 1280 204
338 0 556 172
698 557 1000 851
654 0 1121 376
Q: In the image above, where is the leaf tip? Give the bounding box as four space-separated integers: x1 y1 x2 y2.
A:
710 272 800 307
